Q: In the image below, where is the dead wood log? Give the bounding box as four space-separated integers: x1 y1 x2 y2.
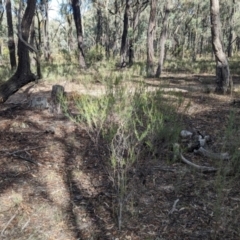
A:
194 147 229 161
180 153 217 173
173 143 217 173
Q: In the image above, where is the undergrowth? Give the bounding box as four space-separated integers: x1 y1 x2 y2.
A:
62 73 183 230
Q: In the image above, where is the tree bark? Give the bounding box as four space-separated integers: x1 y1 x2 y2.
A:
5 0 16 69
155 2 170 78
0 0 37 103
210 0 232 94
0 0 4 61
72 0 86 68
96 6 102 48
146 0 156 77
120 0 130 67
192 4 200 61
42 0 51 62
227 0 235 58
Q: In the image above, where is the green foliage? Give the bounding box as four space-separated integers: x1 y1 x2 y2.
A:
63 73 183 229
85 46 105 65
165 59 215 74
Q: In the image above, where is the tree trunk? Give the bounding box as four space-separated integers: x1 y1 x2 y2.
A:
120 0 130 67
42 0 51 62
0 0 4 62
5 0 16 69
0 0 37 103
146 0 156 77
210 0 232 94
227 0 235 58
96 7 102 48
192 4 200 61
155 2 170 78
67 14 74 52
72 0 86 68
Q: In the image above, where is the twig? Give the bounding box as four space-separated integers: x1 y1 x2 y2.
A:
0 146 46 154
169 199 179 214
1 210 18 236
21 218 30 232
0 146 46 165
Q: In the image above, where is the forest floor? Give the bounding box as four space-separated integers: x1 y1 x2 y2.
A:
1 72 240 240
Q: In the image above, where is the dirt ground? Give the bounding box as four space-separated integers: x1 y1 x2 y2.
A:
0 74 240 240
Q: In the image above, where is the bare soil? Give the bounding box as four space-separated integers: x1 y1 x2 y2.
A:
0 74 240 240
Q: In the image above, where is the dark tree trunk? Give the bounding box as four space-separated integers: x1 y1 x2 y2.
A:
0 0 3 24
96 7 102 47
36 11 41 52
120 0 130 67
210 0 232 94
146 0 156 77
5 0 16 69
155 3 170 78
72 0 86 68
0 0 37 103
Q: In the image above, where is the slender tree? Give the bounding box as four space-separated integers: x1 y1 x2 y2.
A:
41 0 51 61
72 0 86 68
155 2 171 77
210 0 232 94
6 0 16 69
120 0 130 67
227 0 236 57
0 0 4 58
0 0 37 103
146 0 156 77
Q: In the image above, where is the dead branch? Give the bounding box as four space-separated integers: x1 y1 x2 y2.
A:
180 153 217 173
173 143 217 173
0 146 46 165
1 210 18 236
194 147 229 161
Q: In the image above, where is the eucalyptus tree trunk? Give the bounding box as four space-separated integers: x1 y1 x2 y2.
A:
66 14 74 52
192 4 200 61
0 0 37 103
0 0 3 23
96 7 102 48
36 10 42 52
5 0 16 69
0 0 4 59
128 2 140 66
120 0 130 67
155 2 170 78
146 0 156 77
210 0 232 94
42 0 51 62
227 0 235 57
72 0 86 68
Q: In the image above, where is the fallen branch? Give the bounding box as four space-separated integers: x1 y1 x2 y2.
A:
173 143 217 173
180 153 217 173
194 147 229 161
0 146 46 165
1 210 18 236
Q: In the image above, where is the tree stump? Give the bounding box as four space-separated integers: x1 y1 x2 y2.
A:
51 85 65 114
